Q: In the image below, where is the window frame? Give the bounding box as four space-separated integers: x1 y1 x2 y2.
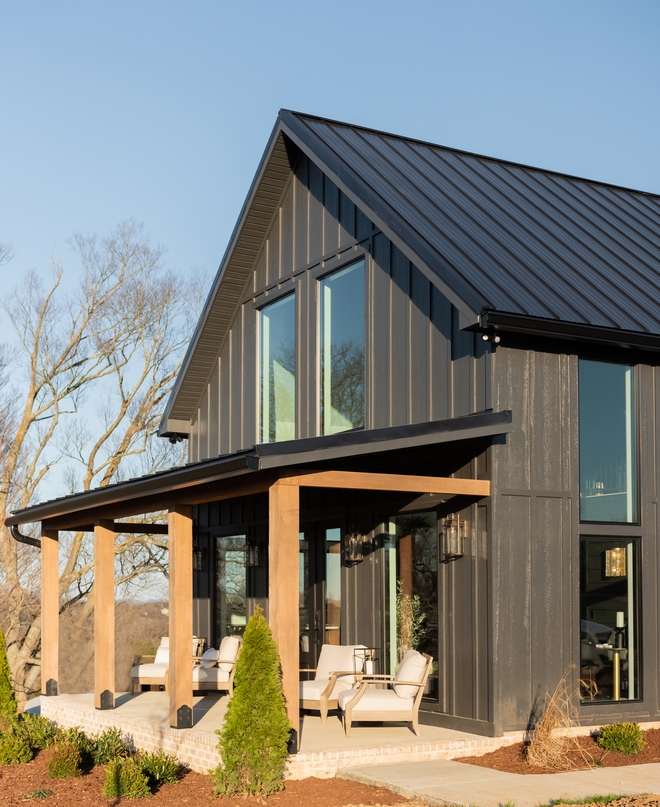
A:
257 288 297 445
578 358 640 526
315 256 367 437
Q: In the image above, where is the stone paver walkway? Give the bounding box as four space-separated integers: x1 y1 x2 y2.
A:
340 758 660 807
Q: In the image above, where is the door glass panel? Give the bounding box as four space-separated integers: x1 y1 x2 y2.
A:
579 360 636 522
319 260 365 435
384 512 438 701
299 532 310 659
260 294 296 443
215 535 247 641
580 537 639 701
325 528 342 645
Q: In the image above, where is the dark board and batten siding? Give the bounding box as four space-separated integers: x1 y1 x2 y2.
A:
188 153 491 462
490 347 660 732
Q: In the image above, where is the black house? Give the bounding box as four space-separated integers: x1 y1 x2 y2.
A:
9 110 660 738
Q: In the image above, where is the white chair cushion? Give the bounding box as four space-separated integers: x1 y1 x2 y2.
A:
193 665 231 684
338 688 413 712
131 663 168 679
300 678 354 702
218 636 241 671
153 646 169 665
393 650 428 699
199 647 219 669
315 644 366 684
160 637 169 648
157 637 202 654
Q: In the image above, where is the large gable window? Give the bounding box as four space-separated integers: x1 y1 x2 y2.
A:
259 294 296 443
579 359 637 523
319 259 365 436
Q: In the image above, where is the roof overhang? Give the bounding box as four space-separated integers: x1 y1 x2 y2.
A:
8 410 511 536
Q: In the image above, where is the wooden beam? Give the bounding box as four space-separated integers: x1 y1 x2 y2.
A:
94 520 115 710
41 528 59 697
169 505 193 729
268 480 299 745
281 470 491 497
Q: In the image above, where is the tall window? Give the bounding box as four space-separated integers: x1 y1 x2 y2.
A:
319 259 365 435
260 294 295 443
580 538 639 702
579 360 636 523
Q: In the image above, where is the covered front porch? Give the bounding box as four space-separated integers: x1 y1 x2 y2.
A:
8 412 510 749
38 690 518 777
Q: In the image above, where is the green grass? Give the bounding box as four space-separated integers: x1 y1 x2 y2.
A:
22 790 53 800
536 794 641 807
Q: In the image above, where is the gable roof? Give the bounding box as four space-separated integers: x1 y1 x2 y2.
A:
160 110 660 437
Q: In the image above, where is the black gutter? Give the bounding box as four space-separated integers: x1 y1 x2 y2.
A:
10 525 41 549
479 311 660 353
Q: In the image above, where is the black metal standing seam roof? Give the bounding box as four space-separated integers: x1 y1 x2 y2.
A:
282 111 660 334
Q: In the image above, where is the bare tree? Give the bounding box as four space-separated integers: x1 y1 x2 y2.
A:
0 222 200 701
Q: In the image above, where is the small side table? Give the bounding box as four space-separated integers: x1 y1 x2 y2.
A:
610 647 628 701
354 647 380 676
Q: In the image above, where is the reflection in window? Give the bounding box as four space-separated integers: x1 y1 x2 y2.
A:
325 528 342 646
260 294 295 443
320 260 365 435
580 538 639 702
384 512 438 701
579 360 636 522
215 535 247 642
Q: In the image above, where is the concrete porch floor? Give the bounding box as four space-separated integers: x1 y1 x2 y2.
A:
39 691 521 777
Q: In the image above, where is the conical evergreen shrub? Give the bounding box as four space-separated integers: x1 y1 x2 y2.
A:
0 627 17 725
213 606 291 796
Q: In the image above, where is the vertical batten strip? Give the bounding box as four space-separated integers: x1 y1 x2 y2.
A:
94 520 115 710
268 480 300 746
169 505 193 729
41 527 59 697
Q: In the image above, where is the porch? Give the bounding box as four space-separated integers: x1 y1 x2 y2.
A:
38 691 519 777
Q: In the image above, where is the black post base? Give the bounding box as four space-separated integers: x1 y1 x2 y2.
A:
96 690 114 710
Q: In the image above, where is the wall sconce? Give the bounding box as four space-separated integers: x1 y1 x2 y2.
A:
345 527 365 565
247 544 260 568
605 547 626 578
442 515 466 561
192 547 206 572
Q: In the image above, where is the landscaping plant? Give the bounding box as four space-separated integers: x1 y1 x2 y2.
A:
0 731 33 764
0 627 17 725
103 756 152 798
47 741 82 778
140 749 180 786
597 722 646 756
92 726 128 765
18 713 59 750
57 726 96 765
213 605 291 796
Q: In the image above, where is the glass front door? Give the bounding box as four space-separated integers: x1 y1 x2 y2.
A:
384 511 439 700
215 534 247 642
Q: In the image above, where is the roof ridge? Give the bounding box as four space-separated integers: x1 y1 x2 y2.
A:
283 109 660 201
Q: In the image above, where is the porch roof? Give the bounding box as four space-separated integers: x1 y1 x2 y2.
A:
7 409 511 535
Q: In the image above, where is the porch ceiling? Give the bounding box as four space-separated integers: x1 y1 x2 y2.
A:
7 409 510 535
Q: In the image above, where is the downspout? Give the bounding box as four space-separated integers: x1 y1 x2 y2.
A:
10 524 41 549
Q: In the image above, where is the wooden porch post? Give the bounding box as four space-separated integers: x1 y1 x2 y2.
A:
94 520 115 710
268 480 300 744
168 505 193 729
41 528 59 696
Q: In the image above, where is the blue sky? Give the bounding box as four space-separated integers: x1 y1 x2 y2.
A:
2 0 659 284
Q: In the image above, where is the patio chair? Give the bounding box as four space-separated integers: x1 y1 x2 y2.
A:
338 650 432 737
130 636 204 695
191 635 242 696
300 643 367 724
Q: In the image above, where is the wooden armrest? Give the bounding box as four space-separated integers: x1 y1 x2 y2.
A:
329 670 361 676
135 654 156 664
299 668 317 673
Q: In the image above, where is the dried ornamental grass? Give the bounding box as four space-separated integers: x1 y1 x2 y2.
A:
526 665 592 770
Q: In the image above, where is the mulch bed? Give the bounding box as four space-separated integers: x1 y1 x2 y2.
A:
0 749 406 806
459 727 660 775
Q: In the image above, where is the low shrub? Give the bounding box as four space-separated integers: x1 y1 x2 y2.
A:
47 741 82 778
597 722 646 756
0 731 33 764
0 628 17 726
140 749 180 786
19 714 59 750
103 756 152 799
92 726 128 765
56 726 96 765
